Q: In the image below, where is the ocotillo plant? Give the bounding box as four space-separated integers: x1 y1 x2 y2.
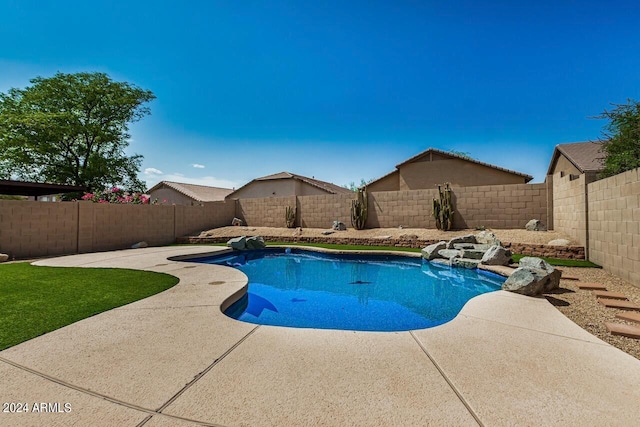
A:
432 183 454 231
285 206 296 228
350 188 368 230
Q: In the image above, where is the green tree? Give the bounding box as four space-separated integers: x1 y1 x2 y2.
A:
0 72 155 192
343 178 372 192
598 99 640 178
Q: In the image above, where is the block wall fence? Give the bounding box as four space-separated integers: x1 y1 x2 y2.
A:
0 200 234 259
552 168 640 288
2 169 639 289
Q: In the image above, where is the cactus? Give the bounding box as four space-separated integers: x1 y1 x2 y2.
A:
432 183 454 231
350 188 368 230
285 206 296 228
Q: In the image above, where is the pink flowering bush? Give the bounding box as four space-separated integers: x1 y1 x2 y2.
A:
80 187 157 204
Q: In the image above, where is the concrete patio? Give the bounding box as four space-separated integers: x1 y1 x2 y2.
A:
2 246 640 426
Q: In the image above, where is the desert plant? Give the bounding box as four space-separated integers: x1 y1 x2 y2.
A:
350 188 368 230
432 183 454 231
285 206 296 228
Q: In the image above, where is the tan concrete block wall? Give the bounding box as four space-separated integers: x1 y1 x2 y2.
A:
78 203 175 253
588 168 640 287
0 200 78 258
367 189 438 228
553 172 588 247
453 183 548 229
297 193 354 228
175 201 236 237
237 196 297 227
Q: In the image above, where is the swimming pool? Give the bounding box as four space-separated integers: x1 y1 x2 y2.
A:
189 248 504 332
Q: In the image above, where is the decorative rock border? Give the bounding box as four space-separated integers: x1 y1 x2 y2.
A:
176 235 586 260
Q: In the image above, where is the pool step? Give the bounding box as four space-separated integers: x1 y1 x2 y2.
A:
605 322 640 339
451 258 482 269
460 249 486 260
592 291 628 300
616 312 640 324
597 299 640 311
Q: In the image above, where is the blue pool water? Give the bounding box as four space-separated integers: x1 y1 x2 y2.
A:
189 248 504 332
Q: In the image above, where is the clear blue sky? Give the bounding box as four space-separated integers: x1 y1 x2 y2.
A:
2 0 639 189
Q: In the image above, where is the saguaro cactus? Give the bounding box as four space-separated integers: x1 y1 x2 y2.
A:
432 183 454 231
351 188 368 230
285 206 296 228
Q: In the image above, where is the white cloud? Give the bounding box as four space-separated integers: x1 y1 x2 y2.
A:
144 167 163 175
192 163 205 169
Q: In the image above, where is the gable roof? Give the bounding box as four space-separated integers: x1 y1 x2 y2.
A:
226 171 351 198
546 141 606 175
147 181 233 202
368 148 533 186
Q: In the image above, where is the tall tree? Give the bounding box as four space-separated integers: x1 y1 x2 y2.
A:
598 99 640 178
0 72 155 191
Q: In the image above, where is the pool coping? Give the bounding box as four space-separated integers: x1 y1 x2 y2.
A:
1 245 639 426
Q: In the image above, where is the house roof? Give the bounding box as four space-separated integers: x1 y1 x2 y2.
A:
147 181 233 202
226 171 351 198
367 148 533 187
546 141 606 175
0 179 86 197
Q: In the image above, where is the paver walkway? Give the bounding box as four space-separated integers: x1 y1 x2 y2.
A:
2 246 640 426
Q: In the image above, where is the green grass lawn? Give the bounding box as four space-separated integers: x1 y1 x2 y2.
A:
0 263 179 351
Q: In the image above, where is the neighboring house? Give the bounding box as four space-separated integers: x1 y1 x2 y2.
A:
367 148 533 192
225 171 352 199
546 141 605 183
147 181 233 205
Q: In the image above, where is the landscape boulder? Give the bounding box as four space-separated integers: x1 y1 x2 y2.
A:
525 219 547 231
446 234 477 249
421 241 447 260
231 217 243 226
502 257 561 296
131 241 148 249
0 253 8 263
227 236 247 250
245 236 266 250
332 221 347 231
481 245 512 266
452 258 481 269
547 239 571 246
475 230 502 247
438 249 462 260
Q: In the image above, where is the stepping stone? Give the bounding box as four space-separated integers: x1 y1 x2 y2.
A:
605 322 640 339
577 283 607 290
616 312 640 324
592 291 627 300
597 299 640 311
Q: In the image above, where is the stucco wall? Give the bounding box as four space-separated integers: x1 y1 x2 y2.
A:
549 154 582 177
398 158 528 190
229 180 297 199
588 168 640 287
149 187 198 206
367 171 400 192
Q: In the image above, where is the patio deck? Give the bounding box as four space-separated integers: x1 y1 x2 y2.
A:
1 246 639 426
